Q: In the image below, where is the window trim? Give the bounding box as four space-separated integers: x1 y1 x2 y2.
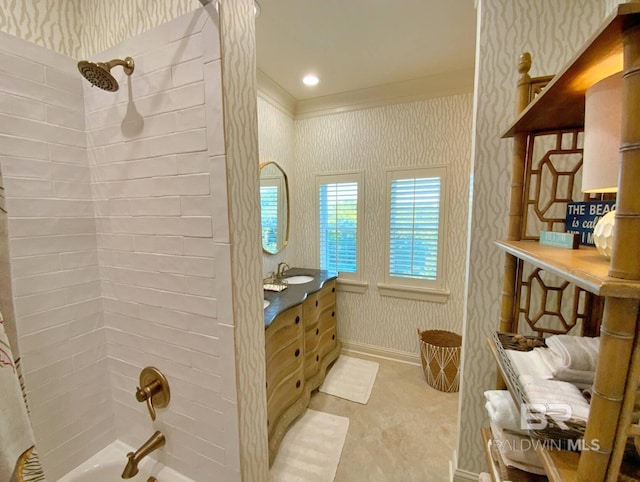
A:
379 165 448 301
315 170 365 283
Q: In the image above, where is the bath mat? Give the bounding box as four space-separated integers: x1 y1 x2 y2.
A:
319 355 379 404
269 409 349 482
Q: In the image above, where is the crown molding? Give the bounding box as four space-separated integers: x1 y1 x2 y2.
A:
257 69 296 117
294 68 474 119
257 68 475 120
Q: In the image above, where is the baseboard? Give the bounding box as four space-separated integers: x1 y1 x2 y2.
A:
453 468 479 481
339 339 421 366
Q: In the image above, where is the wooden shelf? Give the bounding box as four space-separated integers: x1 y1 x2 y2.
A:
536 447 578 482
487 335 580 482
481 427 547 482
502 3 640 137
495 240 640 298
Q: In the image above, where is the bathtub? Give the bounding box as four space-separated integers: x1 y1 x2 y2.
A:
57 440 194 482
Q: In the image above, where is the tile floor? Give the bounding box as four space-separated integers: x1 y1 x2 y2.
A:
309 353 460 482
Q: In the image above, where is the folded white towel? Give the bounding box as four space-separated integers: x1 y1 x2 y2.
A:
500 452 547 476
490 421 545 472
536 347 594 387
484 390 527 434
546 335 599 372
506 349 553 380
519 375 590 424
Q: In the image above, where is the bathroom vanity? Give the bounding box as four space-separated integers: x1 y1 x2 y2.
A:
264 268 339 465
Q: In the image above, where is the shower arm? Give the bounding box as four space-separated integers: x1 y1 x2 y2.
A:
99 57 135 76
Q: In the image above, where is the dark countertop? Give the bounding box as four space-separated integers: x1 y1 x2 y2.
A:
263 268 337 328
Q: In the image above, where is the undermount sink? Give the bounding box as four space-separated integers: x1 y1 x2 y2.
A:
283 275 314 284
263 299 271 309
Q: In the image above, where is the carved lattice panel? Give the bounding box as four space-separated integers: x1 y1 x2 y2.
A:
516 262 591 336
522 130 584 239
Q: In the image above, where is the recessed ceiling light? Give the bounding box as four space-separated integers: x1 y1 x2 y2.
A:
302 74 320 86
254 1 261 17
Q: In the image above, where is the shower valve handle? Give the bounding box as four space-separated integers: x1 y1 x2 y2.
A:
136 367 171 422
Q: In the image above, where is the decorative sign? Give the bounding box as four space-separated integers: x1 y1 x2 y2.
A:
539 231 579 249
565 201 616 246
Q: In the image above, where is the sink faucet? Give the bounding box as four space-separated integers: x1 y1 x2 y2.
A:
121 431 165 479
276 262 290 279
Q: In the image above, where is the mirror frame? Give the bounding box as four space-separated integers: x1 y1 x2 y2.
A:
259 161 290 255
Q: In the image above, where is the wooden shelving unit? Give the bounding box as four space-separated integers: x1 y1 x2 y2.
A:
486 3 640 481
495 241 640 298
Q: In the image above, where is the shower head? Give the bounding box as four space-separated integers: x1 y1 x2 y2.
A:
77 57 135 92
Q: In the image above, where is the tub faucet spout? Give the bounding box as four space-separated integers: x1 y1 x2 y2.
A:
121 431 165 479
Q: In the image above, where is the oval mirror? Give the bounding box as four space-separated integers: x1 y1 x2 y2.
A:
259 161 289 254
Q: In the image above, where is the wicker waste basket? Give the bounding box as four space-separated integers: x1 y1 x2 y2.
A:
418 329 462 393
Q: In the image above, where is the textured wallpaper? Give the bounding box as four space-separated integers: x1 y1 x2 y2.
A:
78 0 202 57
0 0 82 57
257 96 295 276
456 0 609 475
293 95 472 354
221 2 270 480
0 0 202 58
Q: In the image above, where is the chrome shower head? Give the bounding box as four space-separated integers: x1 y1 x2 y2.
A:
77 57 135 92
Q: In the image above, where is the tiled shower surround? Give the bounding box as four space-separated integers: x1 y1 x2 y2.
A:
0 8 242 481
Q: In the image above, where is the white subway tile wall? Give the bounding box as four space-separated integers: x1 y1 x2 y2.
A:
0 8 239 482
0 28 112 478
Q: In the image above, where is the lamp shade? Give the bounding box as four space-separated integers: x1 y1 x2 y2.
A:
582 72 622 193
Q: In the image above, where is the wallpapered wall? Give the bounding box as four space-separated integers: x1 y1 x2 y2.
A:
0 0 202 58
220 1 269 480
293 95 473 354
257 96 295 276
0 0 82 58
456 0 610 475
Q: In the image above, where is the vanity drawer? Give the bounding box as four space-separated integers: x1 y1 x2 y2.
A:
302 280 336 324
317 325 338 361
267 364 305 437
265 305 303 355
266 341 303 399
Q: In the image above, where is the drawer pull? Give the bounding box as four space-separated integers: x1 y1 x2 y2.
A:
332 287 335 293
316 355 319 362
315 300 318 307
332 334 336 340
316 328 319 335
296 380 301 388
295 348 300 357
332 311 335 317
295 316 300 324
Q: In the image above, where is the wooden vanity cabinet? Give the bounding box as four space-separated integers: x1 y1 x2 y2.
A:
265 278 340 465
265 304 304 441
303 279 337 384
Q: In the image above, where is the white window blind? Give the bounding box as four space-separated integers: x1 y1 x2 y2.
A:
318 177 361 277
389 176 441 281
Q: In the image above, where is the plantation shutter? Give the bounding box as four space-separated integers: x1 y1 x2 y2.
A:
319 181 358 274
389 176 441 280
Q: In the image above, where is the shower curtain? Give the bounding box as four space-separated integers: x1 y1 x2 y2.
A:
0 309 45 482
0 173 44 481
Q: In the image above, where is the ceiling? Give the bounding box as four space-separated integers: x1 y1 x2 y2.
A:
255 0 478 102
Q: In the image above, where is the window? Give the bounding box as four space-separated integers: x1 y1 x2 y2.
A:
316 172 364 287
379 166 449 302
